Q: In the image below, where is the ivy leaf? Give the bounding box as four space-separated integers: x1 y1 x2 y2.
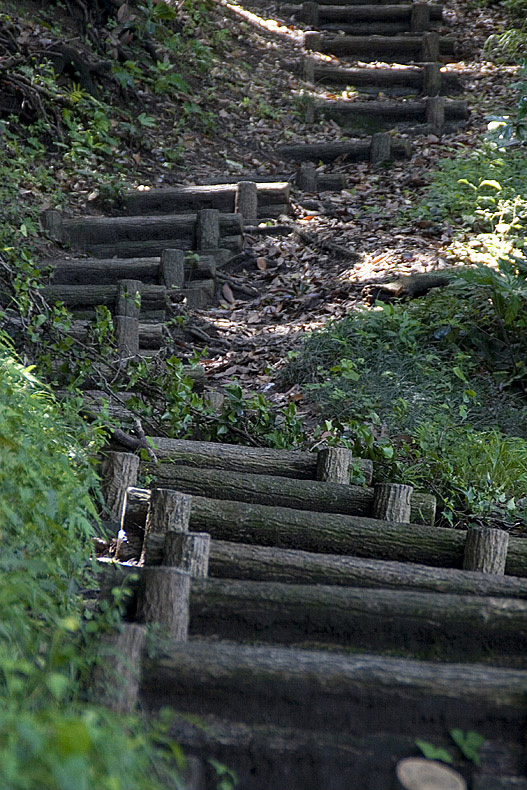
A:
449 729 485 765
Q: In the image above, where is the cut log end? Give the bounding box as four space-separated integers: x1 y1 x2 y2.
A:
395 757 467 790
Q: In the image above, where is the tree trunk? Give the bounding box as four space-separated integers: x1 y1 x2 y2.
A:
90 623 146 713
137 566 191 640
100 451 139 522
372 483 413 522
164 531 211 577
189 577 527 665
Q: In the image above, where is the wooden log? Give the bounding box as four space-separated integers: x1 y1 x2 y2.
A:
115 314 139 357
235 182 258 223
67 320 163 348
316 447 353 484
464 527 509 575
121 182 290 215
370 132 391 163
372 483 412 522
427 95 445 130
160 248 185 288
145 437 374 484
90 623 146 714
207 541 527 598
42 283 167 311
196 209 220 250
123 470 436 529
140 487 191 564
423 62 442 96
185 279 216 308
48 257 160 286
164 531 211 577
315 98 467 128
410 3 430 33
302 0 319 25
277 138 411 163
115 279 142 318
189 578 527 664
137 566 191 640
286 3 443 22
40 209 63 241
396 758 466 790
185 497 527 577
306 33 443 62
297 164 318 192
140 640 527 742
100 451 139 521
317 173 348 191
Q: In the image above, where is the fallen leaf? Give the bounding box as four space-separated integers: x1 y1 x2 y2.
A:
222 283 235 304
256 257 267 271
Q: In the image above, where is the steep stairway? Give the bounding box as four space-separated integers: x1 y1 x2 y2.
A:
95 443 527 790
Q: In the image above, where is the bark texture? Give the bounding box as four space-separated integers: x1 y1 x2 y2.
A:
189 577 527 665
90 623 146 714
464 527 509 575
137 566 191 640
100 451 139 521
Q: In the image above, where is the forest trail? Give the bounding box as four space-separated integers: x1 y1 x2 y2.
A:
35 1 527 787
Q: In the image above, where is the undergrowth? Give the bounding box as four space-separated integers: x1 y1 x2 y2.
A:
0 332 190 790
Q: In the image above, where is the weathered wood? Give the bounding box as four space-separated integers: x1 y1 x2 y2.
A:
277 138 411 163
426 95 445 130
315 447 353 484
189 578 527 664
42 283 167 311
207 541 527 598
90 623 146 714
315 98 467 128
185 497 527 577
115 279 142 318
121 476 436 549
160 248 185 288
464 527 509 575
305 33 443 62
140 488 191 564
364 268 469 302
410 3 430 33
100 451 139 521
115 314 139 357
373 483 412 522
396 758 466 790
297 164 318 192
140 640 527 742
146 437 374 484
370 132 391 163
67 320 163 348
121 182 290 215
316 173 348 191
164 531 211 577
286 3 442 23
137 566 191 640
48 257 159 285
40 209 63 241
196 209 220 250
235 181 258 223
423 62 442 96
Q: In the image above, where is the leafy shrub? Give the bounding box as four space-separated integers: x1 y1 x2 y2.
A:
0 334 185 790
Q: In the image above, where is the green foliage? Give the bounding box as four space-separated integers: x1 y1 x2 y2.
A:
415 740 454 764
0 335 186 789
449 729 485 766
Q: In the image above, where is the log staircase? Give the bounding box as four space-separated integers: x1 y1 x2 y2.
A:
31 4 526 786
96 442 527 790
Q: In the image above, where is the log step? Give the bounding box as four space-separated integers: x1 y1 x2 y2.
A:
121 491 527 576
144 436 373 482
41 283 168 312
140 640 527 743
147 463 435 524
121 182 290 218
44 250 232 287
303 60 463 95
186 578 527 665
41 210 243 258
68 320 165 349
277 137 411 163
207 541 527 599
284 2 443 23
304 32 457 62
314 97 468 132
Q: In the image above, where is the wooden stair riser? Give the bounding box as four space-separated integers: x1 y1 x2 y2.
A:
139 641 527 743
47 256 218 286
277 137 411 163
121 182 290 217
284 1 443 25
304 32 456 61
303 61 463 96
313 98 468 132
